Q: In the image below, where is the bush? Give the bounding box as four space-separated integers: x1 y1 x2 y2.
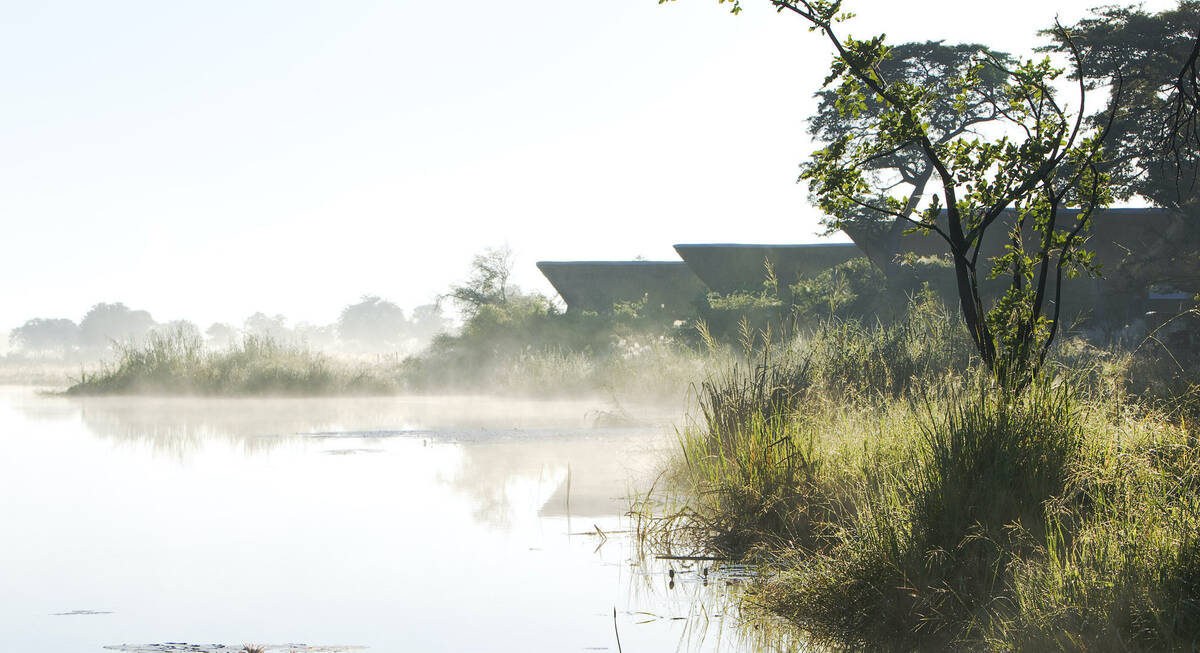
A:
399 289 708 399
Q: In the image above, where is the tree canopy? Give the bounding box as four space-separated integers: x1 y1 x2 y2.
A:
410 303 450 341
448 246 517 318
205 322 240 349
9 318 79 356
1049 3 1200 293
337 295 410 351
1048 2 1200 207
242 312 289 340
806 40 1014 276
673 0 1115 384
79 302 156 352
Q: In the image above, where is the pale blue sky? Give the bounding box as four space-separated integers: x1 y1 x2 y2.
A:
1 0 1167 330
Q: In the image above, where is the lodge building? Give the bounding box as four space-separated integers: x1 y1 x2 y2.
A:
536 208 1198 330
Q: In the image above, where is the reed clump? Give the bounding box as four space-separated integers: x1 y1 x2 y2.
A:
993 409 1200 651
636 296 1200 650
67 328 397 396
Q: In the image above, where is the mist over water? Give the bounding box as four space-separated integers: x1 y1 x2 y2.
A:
0 387 752 652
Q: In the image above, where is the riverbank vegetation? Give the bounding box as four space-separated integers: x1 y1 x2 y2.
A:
62 307 715 399
630 0 1200 647
55 248 960 399
634 295 1200 650
60 274 718 399
28 0 1200 650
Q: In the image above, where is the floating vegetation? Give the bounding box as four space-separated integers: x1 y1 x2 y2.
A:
322 447 385 455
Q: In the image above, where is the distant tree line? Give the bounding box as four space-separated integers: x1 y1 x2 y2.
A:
6 297 449 360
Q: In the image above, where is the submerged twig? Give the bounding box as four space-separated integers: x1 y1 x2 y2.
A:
613 607 623 653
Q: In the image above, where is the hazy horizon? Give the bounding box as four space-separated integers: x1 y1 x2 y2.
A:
3 0 1170 331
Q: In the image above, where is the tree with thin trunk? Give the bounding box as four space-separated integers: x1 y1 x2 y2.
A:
663 0 1117 386
807 40 1014 280
448 246 516 319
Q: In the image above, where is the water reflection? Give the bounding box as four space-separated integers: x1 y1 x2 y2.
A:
50 392 679 530
440 430 667 528
0 387 763 653
9 390 678 456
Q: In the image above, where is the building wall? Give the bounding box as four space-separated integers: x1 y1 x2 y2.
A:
841 208 1196 327
535 261 706 315
672 243 861 296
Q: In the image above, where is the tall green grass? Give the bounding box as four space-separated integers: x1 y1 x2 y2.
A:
635 296 1200 650
757 380 1085 649
994 408 1200 650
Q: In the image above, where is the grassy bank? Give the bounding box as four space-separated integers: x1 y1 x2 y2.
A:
635 301 1200 650
67 330 398 396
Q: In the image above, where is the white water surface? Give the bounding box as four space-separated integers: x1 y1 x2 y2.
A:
0 388 751 652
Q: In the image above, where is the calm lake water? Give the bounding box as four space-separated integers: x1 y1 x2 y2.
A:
0 387 752 652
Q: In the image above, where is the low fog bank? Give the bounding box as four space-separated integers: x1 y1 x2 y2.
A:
12 243 1199 405
3 295 450 366
7 388 682 455
0 291 453 391
5 248 714 403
